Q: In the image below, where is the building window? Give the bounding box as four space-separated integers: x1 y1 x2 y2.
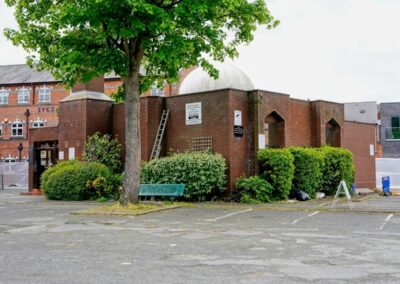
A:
391 117 400 140
0 90 9 105
264 111 285 148
32 120 45 128
0 125 2 137
11 122 24 137
38 87 51 103
192 137 213 152
325 118 341 147
18 88 30 104
151 86 164 96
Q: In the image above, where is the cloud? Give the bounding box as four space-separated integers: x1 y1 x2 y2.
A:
0 0 399 103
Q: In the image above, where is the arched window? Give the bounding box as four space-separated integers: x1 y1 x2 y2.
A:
325 118 341 147
264 111 285 148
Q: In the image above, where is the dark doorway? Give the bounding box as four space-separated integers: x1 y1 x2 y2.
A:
325 118 341 147
264 111 285 148
32 141 58 189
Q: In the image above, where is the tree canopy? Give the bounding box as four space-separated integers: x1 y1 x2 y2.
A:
5 0 278 204
5 0 278 87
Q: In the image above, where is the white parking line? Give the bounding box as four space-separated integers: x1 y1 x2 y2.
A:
204 208 253 222
379 214 394 230
292 211 320 225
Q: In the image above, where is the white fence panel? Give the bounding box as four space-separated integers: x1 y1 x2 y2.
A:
0 162 28 187
376 158 400 189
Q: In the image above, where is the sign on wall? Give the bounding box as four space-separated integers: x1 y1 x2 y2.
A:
258 134 266 149
234 110 242 126
59 151 64 160
370 144 375 156
68 147 75 160
185 102 202 125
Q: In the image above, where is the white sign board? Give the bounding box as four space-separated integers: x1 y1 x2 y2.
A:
59 151 64 160
370 144 375 156
258 134 266 149
185 102 202 125
331 180 353 209
234 110 242 126
68 147 75 160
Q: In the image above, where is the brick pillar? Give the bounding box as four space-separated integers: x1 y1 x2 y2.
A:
58 76 114 160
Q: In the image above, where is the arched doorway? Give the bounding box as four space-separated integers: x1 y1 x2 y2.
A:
264 111 285 148
325 118 341 147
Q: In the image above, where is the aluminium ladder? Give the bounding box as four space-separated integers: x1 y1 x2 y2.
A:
150 109 169 160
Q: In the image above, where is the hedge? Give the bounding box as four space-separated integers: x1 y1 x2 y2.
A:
41 161 112 200
141 152 227 201
235 176 273 204
289 147 324 198
318 146 355 195
257 149 295 200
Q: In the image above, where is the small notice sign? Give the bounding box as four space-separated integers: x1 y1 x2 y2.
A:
59 151 64 160
68 147 75 160
185 102 202 125
234 126 244 138
234 110 242 126
258 134 266 149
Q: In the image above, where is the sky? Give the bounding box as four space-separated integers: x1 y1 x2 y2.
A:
0 0 399 103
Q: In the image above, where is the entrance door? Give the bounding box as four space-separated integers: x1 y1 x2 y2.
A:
32 141 58 189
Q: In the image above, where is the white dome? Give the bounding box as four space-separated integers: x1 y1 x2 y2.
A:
179 62 254 95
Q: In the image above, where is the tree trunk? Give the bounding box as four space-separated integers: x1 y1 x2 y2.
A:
120 67 141 205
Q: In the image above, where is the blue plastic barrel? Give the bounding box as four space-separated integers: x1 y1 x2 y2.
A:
382 176 390 194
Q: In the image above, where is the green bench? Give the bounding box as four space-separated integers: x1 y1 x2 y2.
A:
139 184 185 198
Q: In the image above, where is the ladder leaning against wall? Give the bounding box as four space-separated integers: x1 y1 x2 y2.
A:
150 109 170 160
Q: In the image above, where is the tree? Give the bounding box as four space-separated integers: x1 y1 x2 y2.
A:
5 0 278 204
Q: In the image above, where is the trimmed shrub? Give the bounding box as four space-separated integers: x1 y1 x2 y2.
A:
235 176 273 204
257 149 295 200
141 152 227 201
289 147 324 198
40 160 80 190
83 132 123 173
42 161 112 200
318 146 355 195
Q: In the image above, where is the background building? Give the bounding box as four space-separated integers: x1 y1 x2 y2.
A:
378 102 400 158
0 64 192 161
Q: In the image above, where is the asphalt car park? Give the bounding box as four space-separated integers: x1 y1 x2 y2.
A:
1 189 400 284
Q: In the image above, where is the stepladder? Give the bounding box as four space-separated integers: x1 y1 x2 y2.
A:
150 109 169 160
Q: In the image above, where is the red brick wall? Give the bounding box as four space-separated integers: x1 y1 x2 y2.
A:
228 90 251 190
288 99 313 146
58 99 113 160
255 91 291 147
311 101 344 147
343 121 377 188
112 97 164 162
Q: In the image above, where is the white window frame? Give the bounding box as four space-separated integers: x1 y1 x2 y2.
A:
38 87 51 104
0 89 9 105
11 122 24 137
151 86 164 96
32 120 45 128
18 88 30 104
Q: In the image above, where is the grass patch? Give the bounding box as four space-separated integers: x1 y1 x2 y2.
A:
73 202 190 216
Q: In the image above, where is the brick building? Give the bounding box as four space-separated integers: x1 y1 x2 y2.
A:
378 102 400 158
28 63 377 192
0 64 192 161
